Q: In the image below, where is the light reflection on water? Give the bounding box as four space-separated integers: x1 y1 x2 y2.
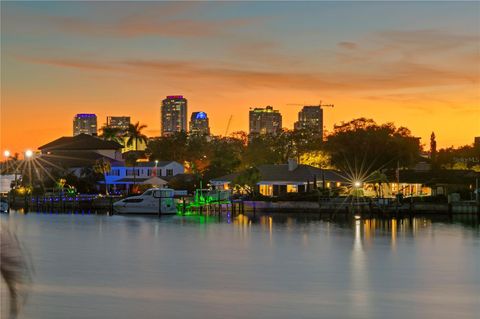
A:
1 211 479 319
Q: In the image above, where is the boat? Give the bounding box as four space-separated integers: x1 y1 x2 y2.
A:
0 198 9 213
113 188 178 214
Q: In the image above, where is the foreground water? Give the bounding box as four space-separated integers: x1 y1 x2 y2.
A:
1 211 479 319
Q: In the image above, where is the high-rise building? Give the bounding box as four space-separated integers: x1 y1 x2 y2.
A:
161 95 187 136
106 116 130 130
294 106 323 136
73 114 97 136
189 112 210 136
249 106 282 135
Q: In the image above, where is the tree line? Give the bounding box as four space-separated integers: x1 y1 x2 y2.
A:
137 118 424 181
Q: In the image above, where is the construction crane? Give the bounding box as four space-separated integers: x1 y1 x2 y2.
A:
224 115 233 136
287 101 334 108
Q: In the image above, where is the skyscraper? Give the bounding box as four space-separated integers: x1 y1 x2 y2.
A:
161 95 187 136
189 112 210 136
106 116 130 130
73 114 97 136
249 106 282 135
294 106 323 136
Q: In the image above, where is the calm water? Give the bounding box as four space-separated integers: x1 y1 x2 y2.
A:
1 211 479 319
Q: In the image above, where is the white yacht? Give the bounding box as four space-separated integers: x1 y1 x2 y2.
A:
113 188 177 214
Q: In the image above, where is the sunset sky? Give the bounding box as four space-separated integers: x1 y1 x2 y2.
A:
1 1 479 154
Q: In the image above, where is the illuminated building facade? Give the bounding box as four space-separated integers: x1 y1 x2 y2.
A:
249 106 282 135
189 112 210 135
161 95 187 136
106 116 130 130
294 106 323 137
73 113 97 136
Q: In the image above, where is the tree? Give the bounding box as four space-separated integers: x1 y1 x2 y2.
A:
125 122 148 151
93 158 111 195
437 145 479 170
203 136 244 181
367 170 388 198
324 118 421 173
299 151 331 169
99 126 124 145
430 132 437 168
233 167 260 196
147 132 188 163
124 152 140 191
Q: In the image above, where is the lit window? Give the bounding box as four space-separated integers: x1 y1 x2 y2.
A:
287 185 298 193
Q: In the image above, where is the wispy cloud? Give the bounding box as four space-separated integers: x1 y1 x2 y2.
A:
52 15 255 38
17 52 479 93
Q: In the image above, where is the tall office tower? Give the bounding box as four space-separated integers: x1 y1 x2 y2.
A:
294 106 323 136
189 112 210 135
73 114 97 136
161 95 187 136
106 116 130 130
249 106 282 135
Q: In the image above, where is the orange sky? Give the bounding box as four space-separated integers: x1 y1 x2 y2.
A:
1 2 479 155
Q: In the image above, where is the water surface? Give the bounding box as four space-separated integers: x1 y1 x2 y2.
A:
1 211 479 319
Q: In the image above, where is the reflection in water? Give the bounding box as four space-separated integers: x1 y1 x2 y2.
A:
350 220 371 318
0 212 478 319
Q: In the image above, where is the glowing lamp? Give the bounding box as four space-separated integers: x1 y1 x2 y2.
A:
3 150 10 157
354 181 362 188
25 150 33 158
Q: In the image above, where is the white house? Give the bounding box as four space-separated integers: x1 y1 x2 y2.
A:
105 161 184 191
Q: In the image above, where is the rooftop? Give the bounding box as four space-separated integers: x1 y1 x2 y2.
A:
39 134 123 151
212 164 345 183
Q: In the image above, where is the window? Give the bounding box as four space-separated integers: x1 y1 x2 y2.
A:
123 198 143 203
259 185 273 196
287 185 298 193
166 169 173 176
106 169 120 176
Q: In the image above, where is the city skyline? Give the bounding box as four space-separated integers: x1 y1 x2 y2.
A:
2 1 479 153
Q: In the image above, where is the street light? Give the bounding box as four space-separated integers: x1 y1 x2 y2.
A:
354 181 362 188
25 150 33 158
154 160 159 177
4 150 11 158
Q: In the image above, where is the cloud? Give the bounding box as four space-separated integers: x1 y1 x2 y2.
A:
17 53 479 94
337 42 357 50
47 2 256 38
377 29 479 51
15 55 117 71
52 16 255 38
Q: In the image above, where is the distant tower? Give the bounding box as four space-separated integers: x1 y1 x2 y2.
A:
161 95 187 136
189 112 210 136
73 114 97 136
249 106 282 135
106 116 130 130
294 106 323 136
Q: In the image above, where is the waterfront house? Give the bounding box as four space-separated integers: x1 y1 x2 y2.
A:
38 134 125 176
385 169 480 197
104 161 184 192
39 133 123 161
211 159 346 197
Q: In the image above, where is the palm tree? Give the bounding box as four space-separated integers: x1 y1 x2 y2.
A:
93 158 112 195
125 122 148 151
125 122 148 190
99 126 124 145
